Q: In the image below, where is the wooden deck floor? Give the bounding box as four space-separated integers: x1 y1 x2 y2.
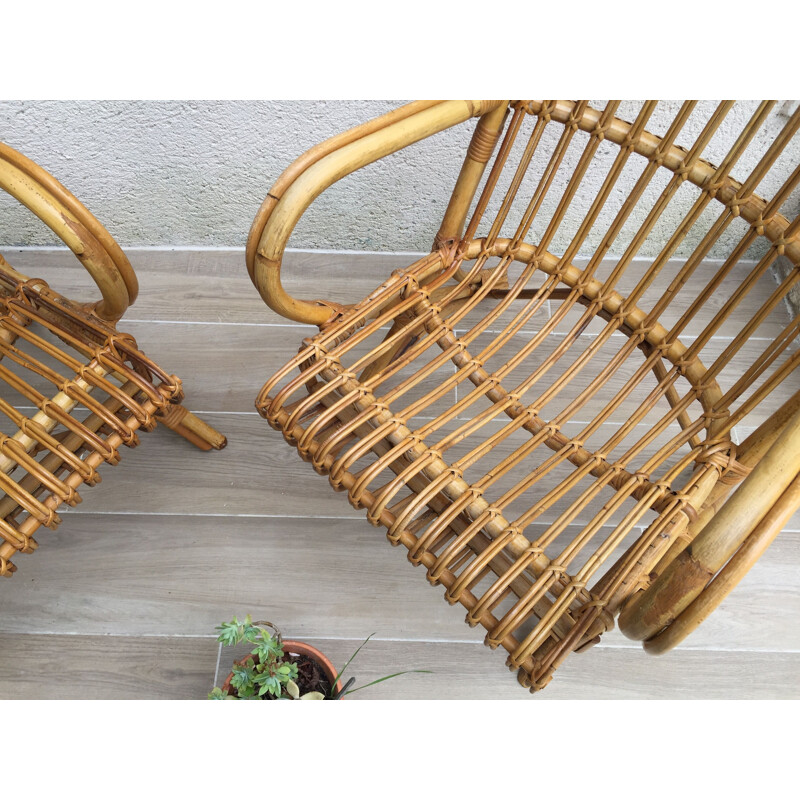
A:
0 248 798 700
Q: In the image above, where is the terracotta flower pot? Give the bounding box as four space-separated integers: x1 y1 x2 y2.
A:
221 639 342 699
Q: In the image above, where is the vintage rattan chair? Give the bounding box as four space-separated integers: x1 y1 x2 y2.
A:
0 142 227 578
248 101 800 692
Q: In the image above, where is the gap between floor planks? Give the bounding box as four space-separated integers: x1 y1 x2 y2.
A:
1 248 798 698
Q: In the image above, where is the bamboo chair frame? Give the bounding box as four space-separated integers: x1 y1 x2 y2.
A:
0 142 226 578
250 101 800 691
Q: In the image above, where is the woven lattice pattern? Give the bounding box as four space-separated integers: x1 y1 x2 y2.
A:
0 260 183 577
257 101 800 690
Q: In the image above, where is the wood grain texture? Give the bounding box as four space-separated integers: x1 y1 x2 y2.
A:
1 248 798 698
1 514 797 654
1 634 797 700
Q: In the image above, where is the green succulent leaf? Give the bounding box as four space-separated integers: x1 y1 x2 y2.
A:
243 627 261 644
207 687 227 700
230 663 256 690
215 618 245 647
300 691 325 700
285 679 300 699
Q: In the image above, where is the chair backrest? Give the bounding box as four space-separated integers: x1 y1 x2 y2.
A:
437 101 800 459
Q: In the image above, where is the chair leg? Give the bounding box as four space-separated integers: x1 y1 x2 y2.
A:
157 404 227 451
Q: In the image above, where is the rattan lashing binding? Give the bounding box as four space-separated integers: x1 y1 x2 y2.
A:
0 142 226 578
249 101 800 692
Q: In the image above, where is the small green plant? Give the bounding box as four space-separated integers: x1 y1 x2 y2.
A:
208 616 307 699
208 616 430 700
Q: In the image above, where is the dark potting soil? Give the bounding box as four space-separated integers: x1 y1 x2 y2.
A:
226 653 332 699
289 654 332 698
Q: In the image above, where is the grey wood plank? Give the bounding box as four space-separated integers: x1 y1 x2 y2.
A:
3 249 436 324
57 411 370 517
1 245 798 699
0 633 219 700
120 321 459 416
0 514 479 643
1 633 797 699
5 249 781 338
2 514 796 653
20 413 716 521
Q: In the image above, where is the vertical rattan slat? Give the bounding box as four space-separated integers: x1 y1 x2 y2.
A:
250 101 800 692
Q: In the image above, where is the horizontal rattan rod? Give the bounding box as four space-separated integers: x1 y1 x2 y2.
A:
415 313 685 515
0 363 110 477
522 101 800 269
307 358 567 583
642 472 800 654
459 238 723 416
0 146 133 320
0 393 164 573
316 356 617 635
314 389 585 640
291 392 598 665
0 379 143 529
0 328 142 436
252 101 504 325
618 403 800 642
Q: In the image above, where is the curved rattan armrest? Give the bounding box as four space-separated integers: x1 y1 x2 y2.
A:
247 100 507 326
618 404 800 651
0 142 137 321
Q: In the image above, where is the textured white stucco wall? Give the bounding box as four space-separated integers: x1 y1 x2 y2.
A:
1 101 798 258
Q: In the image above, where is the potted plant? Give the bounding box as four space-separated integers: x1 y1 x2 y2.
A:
208 615 427 699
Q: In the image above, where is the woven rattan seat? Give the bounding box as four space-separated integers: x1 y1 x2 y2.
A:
248 101 800 691
0 143 226 578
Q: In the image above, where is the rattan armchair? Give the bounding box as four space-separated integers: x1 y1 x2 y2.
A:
248 101 800 692
0 143 226 578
